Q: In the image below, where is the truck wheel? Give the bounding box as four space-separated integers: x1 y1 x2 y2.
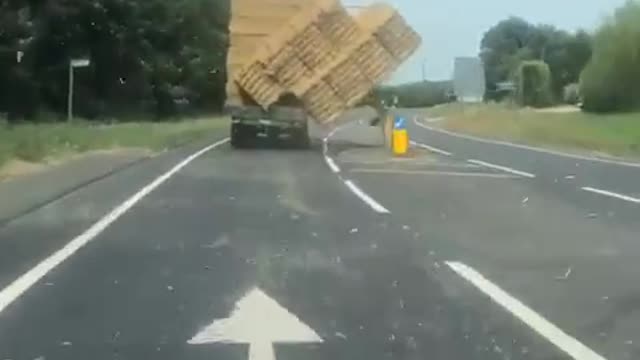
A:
231 122 247 148
292 127 310 149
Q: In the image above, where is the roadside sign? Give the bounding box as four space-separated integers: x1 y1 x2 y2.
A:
70 59 90 67
393 116 406 130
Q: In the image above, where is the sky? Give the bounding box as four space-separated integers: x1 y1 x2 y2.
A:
346 0 627 84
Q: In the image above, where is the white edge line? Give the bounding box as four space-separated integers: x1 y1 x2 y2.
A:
581 186 640 204
0 138 230 314
325 156 340 173
446 261 607 360
343 180 390 214
413 118 640 169
410 141 452 156
468 159 536 178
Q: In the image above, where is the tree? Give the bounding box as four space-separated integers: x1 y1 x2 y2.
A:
580 1 640 112
514 60 552 107
0 0 230 121
480 18 592 103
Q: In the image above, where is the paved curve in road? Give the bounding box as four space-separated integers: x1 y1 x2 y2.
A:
0 114 637 360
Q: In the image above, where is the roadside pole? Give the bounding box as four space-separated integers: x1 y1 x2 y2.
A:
67 58 90 122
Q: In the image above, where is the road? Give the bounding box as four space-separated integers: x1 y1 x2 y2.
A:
0 110 638 360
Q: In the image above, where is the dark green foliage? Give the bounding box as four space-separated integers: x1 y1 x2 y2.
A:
580 1 640 112
480 17 592 102
0 0 230 122
514 60 552 108
374 80 454 108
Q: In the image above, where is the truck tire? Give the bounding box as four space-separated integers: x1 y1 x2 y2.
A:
231 122 248 148
292 126 310 149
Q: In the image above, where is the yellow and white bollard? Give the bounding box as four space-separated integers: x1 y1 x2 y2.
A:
392 116 409 156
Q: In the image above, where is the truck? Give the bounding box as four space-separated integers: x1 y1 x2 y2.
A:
225 0 311 148
225 0 420 148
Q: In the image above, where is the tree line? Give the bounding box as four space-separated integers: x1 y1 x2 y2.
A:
0 0 230 122
481 0 640 112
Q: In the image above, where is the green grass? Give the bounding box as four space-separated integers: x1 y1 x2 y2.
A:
424 103 640 157
0 117 228 169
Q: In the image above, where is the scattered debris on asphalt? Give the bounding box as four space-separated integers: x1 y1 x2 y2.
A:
433 262 441 269
625 340 633 345
602 296 609 301
290 213 300 221
228 196 236 201
60 341 72 346
311 232 319 238
565 175 576 180
521 197 529 205
587 213 598 219
167 285 174 292
335 332 347 340
402 225 410 231
349 228 358 234
555 267 572 280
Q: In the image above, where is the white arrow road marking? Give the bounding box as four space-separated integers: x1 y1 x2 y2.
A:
188 287 322 360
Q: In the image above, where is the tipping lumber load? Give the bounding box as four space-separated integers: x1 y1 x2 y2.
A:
228 0 421 125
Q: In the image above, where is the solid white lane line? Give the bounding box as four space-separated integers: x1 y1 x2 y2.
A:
581 187 640 204
343 180 390 214
349 168 519 178
325 156 340 173
446 261 607 360
0 138 230 315
413 118 640 169
468 159 536 178
410 141 452 156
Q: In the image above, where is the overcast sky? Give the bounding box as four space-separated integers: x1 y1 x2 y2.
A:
347 0 626 83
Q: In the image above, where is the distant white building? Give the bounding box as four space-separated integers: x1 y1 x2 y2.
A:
453 57 486 103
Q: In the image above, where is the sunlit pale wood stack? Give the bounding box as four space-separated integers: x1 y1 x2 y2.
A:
230 0 422 124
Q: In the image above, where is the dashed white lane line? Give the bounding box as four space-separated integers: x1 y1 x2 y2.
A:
446 261 607 360
343 180 390 214
581 187 640 204
413 118 640 169
410 141 453 156
0 138 230 315
467 159 536 178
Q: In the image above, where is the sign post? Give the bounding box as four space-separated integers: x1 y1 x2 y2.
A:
67 59 91 122
392 115 409 156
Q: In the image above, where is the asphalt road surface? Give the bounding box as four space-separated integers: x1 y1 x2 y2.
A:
0 110 638 360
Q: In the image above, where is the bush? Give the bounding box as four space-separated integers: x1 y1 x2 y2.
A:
580 1 640 112
563 83 581 104
513 60 553 107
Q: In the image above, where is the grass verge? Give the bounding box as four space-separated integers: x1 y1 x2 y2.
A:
424 103 640 157
0 117 228 170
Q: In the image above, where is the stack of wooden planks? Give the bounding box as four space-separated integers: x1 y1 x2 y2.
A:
228 0 421 125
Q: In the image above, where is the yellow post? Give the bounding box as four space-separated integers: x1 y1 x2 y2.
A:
391 115 409 156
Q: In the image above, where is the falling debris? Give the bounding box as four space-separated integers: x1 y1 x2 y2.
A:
493 345 503 354
167 285 175 292
555 267 572 280
392 280 399 288
60 341 72 346
565 175 576 180
428 251 435 256
625 340 633 345
433 262 441 269
335 332 348 340
370 243 378 250
521 197 529 204
388 333 396 341
587 213 598 219
602 296 609 301
349 228 359 234
290 213 300 221
311 232 319 238
402 225 410 231
229 196 236 201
